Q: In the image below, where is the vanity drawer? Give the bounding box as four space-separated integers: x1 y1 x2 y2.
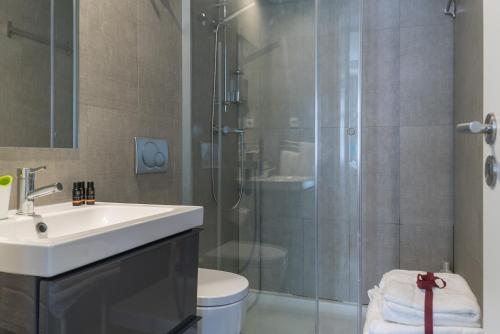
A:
38 229 200 334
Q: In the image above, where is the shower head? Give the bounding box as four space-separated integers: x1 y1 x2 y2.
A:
199 12 214 27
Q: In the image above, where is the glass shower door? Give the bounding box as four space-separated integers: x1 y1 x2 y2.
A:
235 1 317 333
188 0 362 333
317 0 362 332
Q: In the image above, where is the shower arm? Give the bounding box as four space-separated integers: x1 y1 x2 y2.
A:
444 0 456 18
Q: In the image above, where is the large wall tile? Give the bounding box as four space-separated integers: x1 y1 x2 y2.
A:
363 0 399 30
400 0 453 28
400 24 453 126
400 126 454 225
79 0 139 113
362 127 400 224
400 223 453 271
363 29 400 127
137 0 182 120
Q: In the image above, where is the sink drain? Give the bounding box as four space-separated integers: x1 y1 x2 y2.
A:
36 222 48 234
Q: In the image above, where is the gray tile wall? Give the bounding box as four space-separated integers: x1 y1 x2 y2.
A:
453 0 483 306
0 0 183 208
362 0 454 301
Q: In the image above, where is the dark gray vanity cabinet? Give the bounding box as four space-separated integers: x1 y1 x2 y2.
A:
0 229 200 334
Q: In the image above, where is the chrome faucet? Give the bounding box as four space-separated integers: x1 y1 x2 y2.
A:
17 166 63 215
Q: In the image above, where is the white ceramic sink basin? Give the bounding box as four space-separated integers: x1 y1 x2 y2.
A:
0 202 203 277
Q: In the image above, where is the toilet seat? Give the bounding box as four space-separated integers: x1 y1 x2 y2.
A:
197 268 249 307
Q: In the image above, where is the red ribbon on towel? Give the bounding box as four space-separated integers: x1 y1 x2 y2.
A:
416 272 447 334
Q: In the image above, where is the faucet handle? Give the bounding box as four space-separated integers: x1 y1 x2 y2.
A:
29 166 47 174
17 166 46 178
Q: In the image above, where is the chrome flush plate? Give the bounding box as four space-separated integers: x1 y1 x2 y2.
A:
134 137 169 175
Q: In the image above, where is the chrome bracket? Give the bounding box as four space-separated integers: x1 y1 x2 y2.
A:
456 113 497 145
444 0 456 18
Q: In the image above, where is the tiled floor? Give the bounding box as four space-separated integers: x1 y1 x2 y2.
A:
243 291 364 334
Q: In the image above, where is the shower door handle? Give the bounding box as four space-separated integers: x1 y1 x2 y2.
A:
456 113 497 144
456 121 492 134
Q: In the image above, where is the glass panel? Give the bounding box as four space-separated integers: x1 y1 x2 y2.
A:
189 0 362 333
317 0 361 332
191 0 317 333
318 0 360 334
235 2 316 333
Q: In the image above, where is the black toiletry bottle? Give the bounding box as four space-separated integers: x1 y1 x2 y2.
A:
86 182 96 205
79 181 86 205
72 182 82 206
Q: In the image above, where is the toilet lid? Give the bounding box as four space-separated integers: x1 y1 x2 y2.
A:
197 268 249 307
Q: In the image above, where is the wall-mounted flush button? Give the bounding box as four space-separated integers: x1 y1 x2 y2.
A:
135 137 169 174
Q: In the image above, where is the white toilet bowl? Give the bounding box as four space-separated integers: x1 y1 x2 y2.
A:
197 268 249 334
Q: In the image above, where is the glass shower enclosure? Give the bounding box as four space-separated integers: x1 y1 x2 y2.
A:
186 0 362 332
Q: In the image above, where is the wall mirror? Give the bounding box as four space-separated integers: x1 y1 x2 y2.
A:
0 0 78 148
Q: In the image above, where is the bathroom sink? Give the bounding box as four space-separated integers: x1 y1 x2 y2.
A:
0 202 203 277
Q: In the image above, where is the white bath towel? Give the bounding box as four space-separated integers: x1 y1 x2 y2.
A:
379 270 481 328
363 288 483 334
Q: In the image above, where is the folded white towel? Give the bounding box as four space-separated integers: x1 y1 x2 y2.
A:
363 288 484 334
379 270 481 328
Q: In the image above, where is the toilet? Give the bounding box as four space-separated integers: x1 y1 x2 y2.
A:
197 268 249 334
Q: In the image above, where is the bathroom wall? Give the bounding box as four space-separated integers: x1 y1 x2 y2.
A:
362 0 454 299
453 0 483 305
0 0 183 208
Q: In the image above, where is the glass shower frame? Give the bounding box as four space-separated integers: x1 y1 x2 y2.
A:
183 0 363 332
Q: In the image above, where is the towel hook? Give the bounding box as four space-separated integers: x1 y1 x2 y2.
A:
444 0 456 18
